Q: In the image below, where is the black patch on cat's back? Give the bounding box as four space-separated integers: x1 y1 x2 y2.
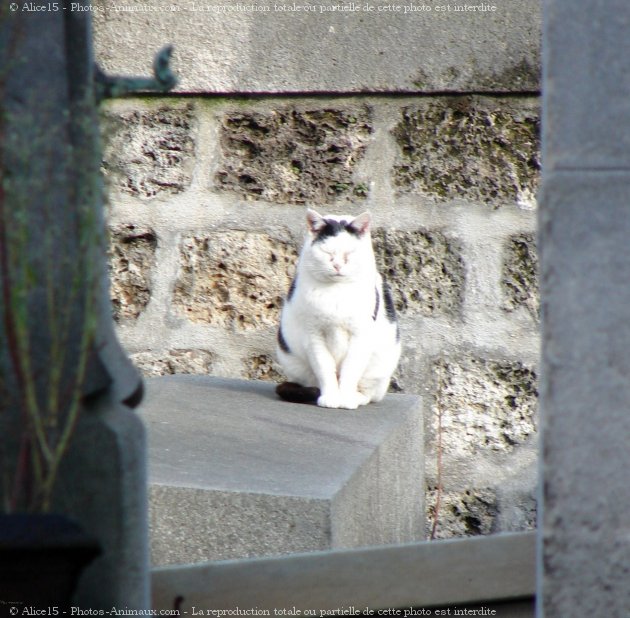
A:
382 280 401 342
313 218 360 243
287 276 297 301
372 285 380 321
382 280 397 323
277 327 291 354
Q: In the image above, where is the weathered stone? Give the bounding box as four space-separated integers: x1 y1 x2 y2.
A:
500 492 538 534
172 231 297 329
151 532 537 613
432 357 538 454
373 228 464 317
426 488 499 539
109 224 157 321
145 376 424 564
101 105 195 199
502 233 539 318
244 354 284 382
131 349 215 377
215 108 372 204
93 0 541 94
392 98 540 208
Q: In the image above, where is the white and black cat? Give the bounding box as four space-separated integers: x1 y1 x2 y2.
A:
276 209 401 409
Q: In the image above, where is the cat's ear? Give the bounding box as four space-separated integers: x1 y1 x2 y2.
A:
306 209 326 234
349 211 371 236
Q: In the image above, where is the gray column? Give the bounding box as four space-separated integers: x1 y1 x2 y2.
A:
540 1 630 615
0 5 148 608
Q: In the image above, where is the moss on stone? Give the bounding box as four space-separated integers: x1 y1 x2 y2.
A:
426 488 499 539
108 224 157 321
215 107 373 204
433 356 538 454
101 104 196 199
131 349 215 376
172 231 297 330
244 354 284 382
502 233 539 318
373 227 465 317
392 97 540 208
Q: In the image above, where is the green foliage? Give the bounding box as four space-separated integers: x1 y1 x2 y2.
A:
0 107 100 513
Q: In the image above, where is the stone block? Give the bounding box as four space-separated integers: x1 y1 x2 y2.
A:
432 357 538 455
373 227 464 317
108 224 157 321
426 488 499 539
141 376 424 565
151 531 536 614
544 2 630 169
426 485 537 541
215 108 372 204
172 231 297 328
392 97 540 208
243 353 284 382
131 349 215 377
93 0 540 94
498 489 538 534
101 104 196 199
502 233 539 318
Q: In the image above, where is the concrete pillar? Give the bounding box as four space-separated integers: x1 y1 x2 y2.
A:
0 6 148 608
540 1 630 614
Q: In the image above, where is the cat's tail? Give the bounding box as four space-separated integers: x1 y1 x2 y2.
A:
275 382 321 405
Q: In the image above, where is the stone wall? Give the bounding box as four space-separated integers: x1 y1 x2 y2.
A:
95 1 541 540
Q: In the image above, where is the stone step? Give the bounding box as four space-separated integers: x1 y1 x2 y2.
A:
151 531 536 614
141 376 424 565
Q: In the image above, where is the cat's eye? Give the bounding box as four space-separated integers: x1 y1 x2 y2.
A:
321 248 354 264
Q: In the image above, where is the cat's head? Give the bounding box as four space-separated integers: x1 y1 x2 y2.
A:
302 209 374 282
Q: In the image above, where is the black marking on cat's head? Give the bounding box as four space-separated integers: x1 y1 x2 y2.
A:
312 218 360 243
382 280 397 323
277 327 291 354
306 209 371 244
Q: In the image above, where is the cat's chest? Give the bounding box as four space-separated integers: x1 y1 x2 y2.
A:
299 282 371 327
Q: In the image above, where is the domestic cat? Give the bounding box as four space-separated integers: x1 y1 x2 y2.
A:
276 209 401 409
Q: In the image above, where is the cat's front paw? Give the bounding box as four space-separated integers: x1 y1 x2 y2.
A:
338 391 369 410
318 390 369 410
317 392 341 408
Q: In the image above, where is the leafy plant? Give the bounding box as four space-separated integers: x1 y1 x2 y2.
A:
0 106 100 513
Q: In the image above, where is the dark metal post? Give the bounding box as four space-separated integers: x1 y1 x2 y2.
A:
0 2 175 608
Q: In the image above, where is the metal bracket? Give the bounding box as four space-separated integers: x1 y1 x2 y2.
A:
95 45 177 101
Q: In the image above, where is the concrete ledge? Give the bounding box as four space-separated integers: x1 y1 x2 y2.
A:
141 376 424 565
93 0 540 94
152 531 535 613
